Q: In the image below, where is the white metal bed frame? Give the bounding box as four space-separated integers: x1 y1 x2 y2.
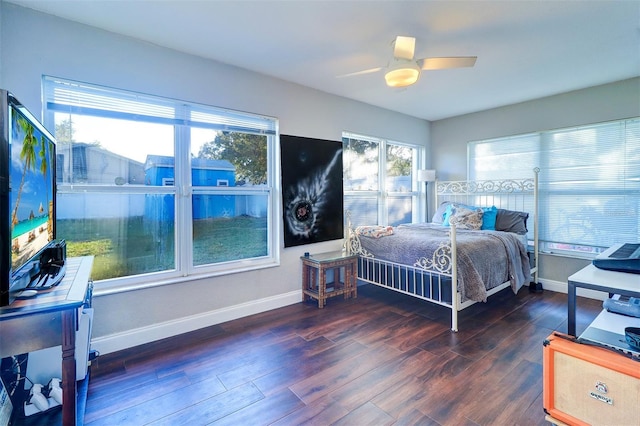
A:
346 168 539 332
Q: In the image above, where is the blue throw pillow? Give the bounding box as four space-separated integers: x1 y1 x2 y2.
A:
480 206 498 230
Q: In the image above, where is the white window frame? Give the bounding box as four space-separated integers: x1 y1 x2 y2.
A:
43 76 280 290
343 132 425 226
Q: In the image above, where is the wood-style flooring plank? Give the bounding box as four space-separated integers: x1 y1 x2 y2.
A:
84 284 603 426
392 408 441 426
270 394 350 426
289 343 403 404
252 340 370 397
145 381 265 426
209 388 304 426
84 371 192 424
464 359 544 425
326 348 437 411
85 374 227 425
331 401 395 426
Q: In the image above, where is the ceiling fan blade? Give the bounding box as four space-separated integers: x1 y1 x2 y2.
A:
393 36 415 60
336 67 383 78
420 56 477 70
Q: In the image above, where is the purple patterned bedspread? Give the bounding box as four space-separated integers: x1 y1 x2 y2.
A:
356 223 531 302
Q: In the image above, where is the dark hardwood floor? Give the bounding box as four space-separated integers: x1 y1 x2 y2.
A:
83 284 602 426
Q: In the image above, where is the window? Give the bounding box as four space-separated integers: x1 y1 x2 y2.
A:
44 77 279 286
343 132 423 227
469 118 640 256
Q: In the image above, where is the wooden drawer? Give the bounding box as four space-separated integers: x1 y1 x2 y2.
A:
543 333 640 426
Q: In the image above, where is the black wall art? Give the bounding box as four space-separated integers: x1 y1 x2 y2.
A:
280 135 344 247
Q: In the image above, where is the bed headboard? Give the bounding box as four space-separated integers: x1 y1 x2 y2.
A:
435 169 539 219
433 168 540 281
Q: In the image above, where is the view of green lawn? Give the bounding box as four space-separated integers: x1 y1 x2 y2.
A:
58 215 268 281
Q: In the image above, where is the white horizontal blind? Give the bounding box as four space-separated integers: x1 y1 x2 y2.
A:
43 76 276 135
469 118 640 254
468 133 539 180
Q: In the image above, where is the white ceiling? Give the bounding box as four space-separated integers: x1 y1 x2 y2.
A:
7 0 640 121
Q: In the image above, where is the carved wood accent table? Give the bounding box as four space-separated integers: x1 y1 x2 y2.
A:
301 251 357 308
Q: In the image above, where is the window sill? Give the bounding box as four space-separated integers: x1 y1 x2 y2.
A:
92 258 281 297
539 250 596 261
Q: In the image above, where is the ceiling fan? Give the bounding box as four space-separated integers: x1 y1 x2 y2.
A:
339 36 477 88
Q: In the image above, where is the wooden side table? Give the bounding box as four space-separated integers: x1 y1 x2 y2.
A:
301 250 357 308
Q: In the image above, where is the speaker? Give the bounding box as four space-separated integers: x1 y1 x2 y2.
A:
543 333 640 426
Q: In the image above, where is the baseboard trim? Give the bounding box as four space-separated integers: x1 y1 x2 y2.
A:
91 290 301 355
94 280 609 356
536 278 608 301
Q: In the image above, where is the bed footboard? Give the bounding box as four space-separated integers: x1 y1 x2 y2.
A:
357 256 454 307
346 218 462 331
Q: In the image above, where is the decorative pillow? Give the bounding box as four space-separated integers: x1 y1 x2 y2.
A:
495 209 529 234
480 206 498 230
431 201 452 224
441 203 455 226
442 203 496 230
448 206 483 230
442 203 474 226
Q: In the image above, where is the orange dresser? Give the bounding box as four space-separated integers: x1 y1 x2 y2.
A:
543 333 640 426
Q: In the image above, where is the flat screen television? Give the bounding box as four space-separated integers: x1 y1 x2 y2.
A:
0 89 63 306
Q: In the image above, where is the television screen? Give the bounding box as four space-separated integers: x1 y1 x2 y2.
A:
9 103 56 274
0 90 59 306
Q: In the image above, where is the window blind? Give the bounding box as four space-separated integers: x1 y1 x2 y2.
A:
43 76 276 135
469 118 640 254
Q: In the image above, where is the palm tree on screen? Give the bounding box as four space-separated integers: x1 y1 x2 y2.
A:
11 116 38 230
39 135 53 239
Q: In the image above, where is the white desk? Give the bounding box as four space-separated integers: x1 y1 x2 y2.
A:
567 263 640 336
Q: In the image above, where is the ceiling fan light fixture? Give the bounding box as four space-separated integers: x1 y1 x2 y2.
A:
384 61 420 87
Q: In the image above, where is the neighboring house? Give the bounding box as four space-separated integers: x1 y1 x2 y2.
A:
56 143 145 219
56 142 145 185
56 144 250 222
144 155 236 220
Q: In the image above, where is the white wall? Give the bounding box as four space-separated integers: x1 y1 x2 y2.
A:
431 77 640 288
0 3 430 353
